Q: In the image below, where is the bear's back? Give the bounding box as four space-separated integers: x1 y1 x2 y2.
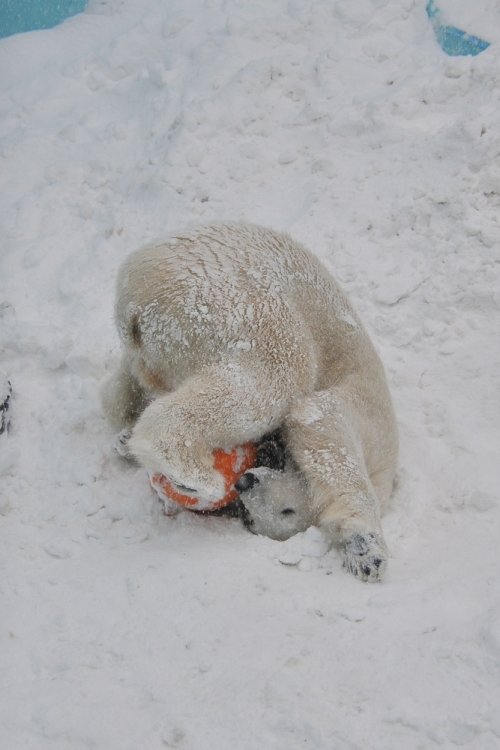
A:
115 223 375 391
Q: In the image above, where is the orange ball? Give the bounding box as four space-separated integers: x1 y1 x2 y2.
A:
150 442 257 512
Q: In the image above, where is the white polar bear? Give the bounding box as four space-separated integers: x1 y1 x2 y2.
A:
101 223 398 581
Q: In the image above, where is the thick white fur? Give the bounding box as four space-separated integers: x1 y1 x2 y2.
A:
102 223 398 581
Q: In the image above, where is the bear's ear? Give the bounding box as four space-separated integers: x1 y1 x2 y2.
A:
255 430 286 471
235 472 260 493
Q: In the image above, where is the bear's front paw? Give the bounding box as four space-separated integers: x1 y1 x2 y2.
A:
342 532 387 582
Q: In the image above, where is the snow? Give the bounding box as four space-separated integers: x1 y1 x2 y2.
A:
435 0 500 44
1 0 500 748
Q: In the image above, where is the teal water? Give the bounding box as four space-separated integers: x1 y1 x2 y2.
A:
426 0 490 57
0 0 87 39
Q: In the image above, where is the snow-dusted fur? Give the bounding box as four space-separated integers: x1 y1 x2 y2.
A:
102 223 398 581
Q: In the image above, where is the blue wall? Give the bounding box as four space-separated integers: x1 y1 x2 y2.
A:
0 1 87 39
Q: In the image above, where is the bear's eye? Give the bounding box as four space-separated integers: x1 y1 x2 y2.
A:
235 473 259 492
281 508 295 516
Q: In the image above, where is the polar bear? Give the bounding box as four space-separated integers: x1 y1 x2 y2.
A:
101 223 398 581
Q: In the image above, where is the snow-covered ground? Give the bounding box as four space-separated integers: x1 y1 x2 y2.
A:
1 1 500 748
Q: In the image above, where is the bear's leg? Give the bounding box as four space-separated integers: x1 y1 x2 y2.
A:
101 354 151 431
285 390 389 582
128 360 298 502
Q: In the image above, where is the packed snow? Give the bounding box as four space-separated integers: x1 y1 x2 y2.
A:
1 1 500 748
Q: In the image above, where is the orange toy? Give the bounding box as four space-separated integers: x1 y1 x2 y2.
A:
150 442 257 513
